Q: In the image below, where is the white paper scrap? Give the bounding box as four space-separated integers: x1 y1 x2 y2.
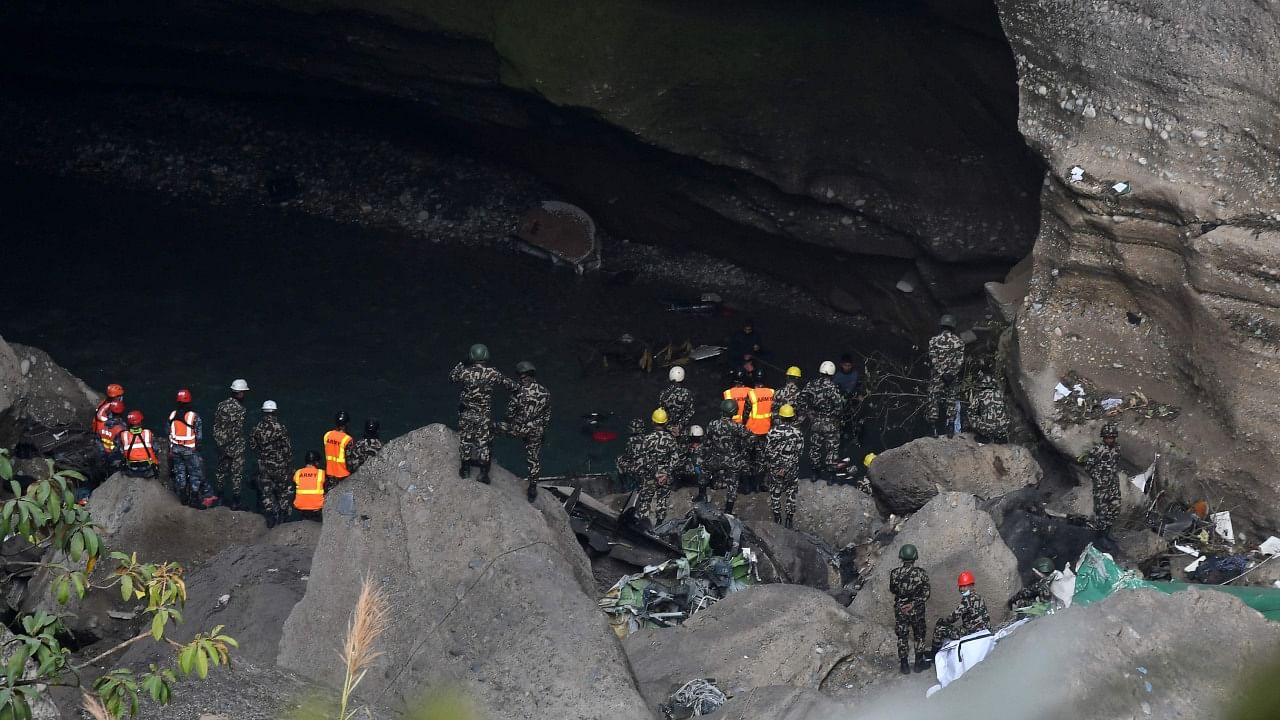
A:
1211 511 1234 543
1259 536 1280 556
1173 543 1199 557
1185 556 1206 573
1053 383 1071 401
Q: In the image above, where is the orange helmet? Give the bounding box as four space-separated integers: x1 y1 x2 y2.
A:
176 388 192 403
957 571 975 588
126 410 144 427
109 399 125 414
106 383 125 399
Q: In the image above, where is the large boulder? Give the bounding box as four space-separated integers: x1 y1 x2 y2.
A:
868 436 1042 515
0 335 29 447
992 0 1280 539
623 585 858 710
276 424 652 720
748 522 837 590
659 482 881 549
9 343 97 428
840 493 1020 682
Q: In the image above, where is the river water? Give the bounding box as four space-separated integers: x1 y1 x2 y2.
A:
2 169 904 486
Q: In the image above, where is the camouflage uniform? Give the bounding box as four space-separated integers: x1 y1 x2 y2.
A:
449 362 516 465
249 413 292 516
969 372 1010 442
1085 442 1122 532
926 330 965 427
703 416 752 506
616 419 647 492
773 380 802 422
762 420 804 523
658 383 695 432
889 563 931 664
636 426 680 524
932 591 991 652
496 377 552 480
1009 575 1054 609
213 396 247 500
344 437 384 476
800 375 844 473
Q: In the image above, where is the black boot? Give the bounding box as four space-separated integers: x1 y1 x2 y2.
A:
526 478 538 502
914 652 931 673
694 487 708 504
477 462 491 485
228 496 241 511
265 509 277 529
459 460 470 479
899 658 911 675
784 514 794 530
723 500 735 515
772 511 782 525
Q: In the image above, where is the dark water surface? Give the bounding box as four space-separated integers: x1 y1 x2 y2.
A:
1 169 899 480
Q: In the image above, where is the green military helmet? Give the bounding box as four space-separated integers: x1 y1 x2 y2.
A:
469 344 490 363
720 398 739 415
899 544 918 561
1100 421 1119 439
1033 557 1054 574
939 314 958 330
515 360 536 375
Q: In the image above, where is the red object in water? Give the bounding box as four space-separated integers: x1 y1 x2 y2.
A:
591 430 619 442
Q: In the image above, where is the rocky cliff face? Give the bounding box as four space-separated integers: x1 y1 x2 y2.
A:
992 0 1280 533
1 0 1043 323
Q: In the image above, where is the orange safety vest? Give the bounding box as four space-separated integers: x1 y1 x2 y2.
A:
168 410 198 448
119 429 157 465
746 387 774 435
98 417 119 452
723 387 751 424
92 400 110 436
293 466 326 511
324 430 353 479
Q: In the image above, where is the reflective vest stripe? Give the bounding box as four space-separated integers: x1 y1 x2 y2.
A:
723 388 751 424
746 388 774 435
324 431 352 478
293 467 326 511
98 422 118 452
168 410 197 447
93 401 110 435
121 429 157 464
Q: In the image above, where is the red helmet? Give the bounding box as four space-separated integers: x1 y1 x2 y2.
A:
109 399 125 414
125 410 144 427
176 388 192 403
957 571 975 588
106 383 124 399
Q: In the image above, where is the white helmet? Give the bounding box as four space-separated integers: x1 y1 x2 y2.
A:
689 424 704 438
230 379 250 392
261 400 278 412
668 366 685 382
819 361 836 376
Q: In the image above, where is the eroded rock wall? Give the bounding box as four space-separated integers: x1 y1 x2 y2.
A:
993 1 1280 532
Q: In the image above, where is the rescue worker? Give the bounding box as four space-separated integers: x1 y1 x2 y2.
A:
931 571 990 655
345 418 384 476
117 410 159 479
746 369 775 437
214 379 250 510
658 366 695 433
834 354 863 447
722 370 751 425
636 408 679 525
762 404 804 528
1084 422 1122 536
615 418 648 493
92 383 125 451
169 388 215 508
98 399 127 470
250 400 293 528
889 544 931 674
323 411 354 487
773 366 803 421
927 315 966 436
800 360 844 482
1008 557 1056 611
449 343 516 484
291 450 326 521
496 360 552 502
969 369 1010 443
684 425 706 500
703 399 752 513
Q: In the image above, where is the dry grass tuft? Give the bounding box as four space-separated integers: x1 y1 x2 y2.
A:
338 575 391 720
81 692 111 720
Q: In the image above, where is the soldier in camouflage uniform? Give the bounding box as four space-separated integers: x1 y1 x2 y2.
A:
763 404 804 528
969 370 1010 443
659 366 695 433
1084 422 1122 534
1008 557 1056 611
889 544 931 674
704 399 752 513
449 343 516 484
616 418 647 493
213 379 250 510
636 408 680 525
800 361 844 482
927 315 966 436
773 367 803 422
342 418 384 480
931 571 990 654
681 425 706 498
496 361 552 502
249 400 292 527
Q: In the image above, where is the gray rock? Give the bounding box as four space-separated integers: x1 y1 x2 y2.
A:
748 522 837 590
277 424 652 720
705 685 843 720
842 493 1020 680
623 585 857 709
9 343 97 428
0 334 30 447
868 436 1042 515
660 482 881 549
132 663 395 720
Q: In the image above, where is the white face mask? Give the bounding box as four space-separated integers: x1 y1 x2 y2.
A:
960 589 972 597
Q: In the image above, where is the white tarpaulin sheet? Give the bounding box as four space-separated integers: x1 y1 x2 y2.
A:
926 618 1032 696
